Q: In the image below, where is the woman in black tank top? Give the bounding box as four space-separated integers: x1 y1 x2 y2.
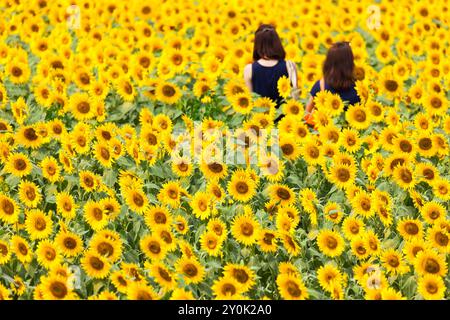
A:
244 25 298 116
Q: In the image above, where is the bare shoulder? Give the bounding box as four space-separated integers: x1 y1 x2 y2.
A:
243 63 252 77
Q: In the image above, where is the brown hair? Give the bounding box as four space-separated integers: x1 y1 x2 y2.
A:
252 24 286 61
323 42 355 90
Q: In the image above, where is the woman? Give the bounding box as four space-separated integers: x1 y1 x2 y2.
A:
243 24 298 119
305 41 360 117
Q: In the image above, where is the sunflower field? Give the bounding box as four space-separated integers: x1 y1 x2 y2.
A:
0 0 449 301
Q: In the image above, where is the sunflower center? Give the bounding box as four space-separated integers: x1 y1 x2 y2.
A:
354 110 366 122
168 189 178 199
426 282 438 294
240 222 254 236
136 290 153 300
206 237 217 249
178 162 188 172
63 201 72 212
400 169 412 183
356 245 366 255
326 236 338 249
263 233 275 245
148 241 161 254
45 247 56 260
63 237 77 249
286 280 301 297
1 199 14 215
133 193 144 207
77 101 90 114
162 85 176 97
18 243 28 255
0 244 8 256
207 161 224 173
361 199 371 211
90 256 104 270
100 147 110 160
93 207 103 220
336 168 350 182
399 141 412 153
430 97 442 109
198 200 207 211
276 188 290 200
388 256 399 267
12 66 23 77
50 281 68 299
14 159 27 171
435 232 448 246
83 176 94 188
404 222 419 235
418 138 432 150
158 267 172 282
221 283 237 296
35 217 46 231
384 80 398 92
236 181 249 194
424 259 440 274
281 144 294 156
183 263 198 277
97 242 114 257
24 128 38 141
309 146 320 158
233 269 249 283
154 212 167 224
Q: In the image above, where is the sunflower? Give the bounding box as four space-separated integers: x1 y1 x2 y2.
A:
147 261 177 292
5 153 32 177
380 249 410 275
276 273 308 300
423 93 448 116
207 182 226 203
266 184 295 206
417 275 446 300
15 125 43 149
317 230 345 257
432 179 450 201
89 233 122 262
155 81 181 104
230 92 253 114
426 225 449 254
55 191 77 220
127 282 158 300
36 240 61 269
403 238 429 263
110 270 130 294
124 189 149 214
11 236 33 264
144 205 172 230
392 164 416 190
94 142 114 168
364 230 381 256
420 201 446 224
397 219 423 241
69 92 95 121
25 209 53 240
84 200 109 231
0 239 11 265
40 156 61 183
415 132 437 158
323 202 344 224
339 128 361 154
140 234 167 261
175 257 205 284
258 154 284 182
41 275 74 300
380 287 405 300
79 170 99 192
81 250 111 279
342 216 365 240
157 181 186 208
258 229 278 253
212 276 244 300
55 230 84 257
280 232 301 257
346 104 371 130
231 212 260 246
317 264 343 293
328 163 356 190
0 194 20 224
171 156 193 177
228 171 256 203
301 138 323 166
7 59 30 84
17 180 41 208
154 226 177 252
170 288 195 300
351 190 374 218
350 236 370 260
200 231 223 257
190 191 214 220
277 76 291 100
115 77 136 102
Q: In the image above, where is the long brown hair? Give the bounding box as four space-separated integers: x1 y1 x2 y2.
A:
252 24 286 61
323 42 355 90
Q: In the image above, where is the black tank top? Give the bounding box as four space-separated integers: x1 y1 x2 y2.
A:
251 60 289 107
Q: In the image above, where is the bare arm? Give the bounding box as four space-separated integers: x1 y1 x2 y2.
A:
243 64 253 92
305 96 314 114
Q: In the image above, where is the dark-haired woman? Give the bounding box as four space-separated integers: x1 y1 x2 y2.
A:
243 24 298 121
305 42 360 117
